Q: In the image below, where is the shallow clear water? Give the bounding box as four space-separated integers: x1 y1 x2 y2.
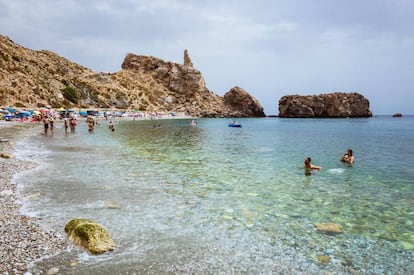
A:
13 117 414 273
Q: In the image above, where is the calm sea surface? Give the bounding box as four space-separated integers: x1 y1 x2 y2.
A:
13 117 414 274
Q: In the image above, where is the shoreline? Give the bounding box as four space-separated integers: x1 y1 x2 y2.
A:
0 122 68 274
2 119 414 273
0 116 195 273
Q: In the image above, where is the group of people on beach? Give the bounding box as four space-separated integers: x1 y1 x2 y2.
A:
64 117 78 134
304 148 355 174
38 114 118 135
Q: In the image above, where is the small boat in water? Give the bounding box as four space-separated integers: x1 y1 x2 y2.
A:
228 120 242 127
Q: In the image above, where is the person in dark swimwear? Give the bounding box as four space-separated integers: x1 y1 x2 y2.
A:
64 119 69 134
42 116 49 135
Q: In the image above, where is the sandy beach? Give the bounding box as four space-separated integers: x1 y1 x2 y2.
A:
0 122 68 274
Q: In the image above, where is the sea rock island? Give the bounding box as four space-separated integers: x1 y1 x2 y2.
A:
278 92 372 118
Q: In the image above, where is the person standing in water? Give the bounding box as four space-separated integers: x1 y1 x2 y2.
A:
304 157 322 170
42 115 49 135
341 148 355 165
49 116 54 135
64 119 69 134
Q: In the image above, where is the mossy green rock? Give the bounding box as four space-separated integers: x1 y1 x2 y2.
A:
316 254 331 265
65 218 116 254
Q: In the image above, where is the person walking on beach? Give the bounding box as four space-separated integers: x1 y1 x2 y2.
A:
341 149 355 165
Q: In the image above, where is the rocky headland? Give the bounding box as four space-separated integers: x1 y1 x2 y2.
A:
0 35 264 117
278 92 372 118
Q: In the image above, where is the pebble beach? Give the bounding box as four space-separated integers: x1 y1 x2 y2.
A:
0 122 68 274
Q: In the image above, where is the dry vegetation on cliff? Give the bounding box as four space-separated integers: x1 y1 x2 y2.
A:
0 35 265 117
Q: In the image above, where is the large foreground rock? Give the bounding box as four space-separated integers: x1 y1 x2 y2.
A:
278 92 372 118
65 218 115 254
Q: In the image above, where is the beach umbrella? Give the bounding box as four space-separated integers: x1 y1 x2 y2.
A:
17 111 31 118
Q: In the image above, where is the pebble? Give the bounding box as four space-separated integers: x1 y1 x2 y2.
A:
0 124 68 274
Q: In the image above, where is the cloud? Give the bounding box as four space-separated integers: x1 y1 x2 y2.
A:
1 0 413 114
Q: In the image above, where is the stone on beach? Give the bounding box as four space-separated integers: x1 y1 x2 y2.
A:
65 218 116 254
1 152 11 158
314 222 344 235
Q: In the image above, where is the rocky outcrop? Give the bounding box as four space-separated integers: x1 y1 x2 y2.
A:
0 34 264 117
278 92 372 118
65 218 115 254
121 53 257 117
223 86 265 117
183 49 193 67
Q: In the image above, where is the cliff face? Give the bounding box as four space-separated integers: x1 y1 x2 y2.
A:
0 35 265 117
120 53 225 117
223 86 265 117
278 93 372 118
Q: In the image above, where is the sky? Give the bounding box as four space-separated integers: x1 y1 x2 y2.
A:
1 0 413 115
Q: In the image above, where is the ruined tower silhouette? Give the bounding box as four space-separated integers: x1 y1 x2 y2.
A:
183 49 193 67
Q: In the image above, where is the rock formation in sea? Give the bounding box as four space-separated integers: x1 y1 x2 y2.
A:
223 86 265 117
0 34 265 117
278 92 372 118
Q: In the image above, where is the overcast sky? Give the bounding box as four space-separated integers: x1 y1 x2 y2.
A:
1 0 413 115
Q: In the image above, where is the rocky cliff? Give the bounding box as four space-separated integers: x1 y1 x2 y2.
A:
0 35 265 117
278 92 372 118
224 86 265 117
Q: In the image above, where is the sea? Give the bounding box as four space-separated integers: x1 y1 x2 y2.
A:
11 116 414 274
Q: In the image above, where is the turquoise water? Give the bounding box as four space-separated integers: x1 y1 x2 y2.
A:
14 117 414 273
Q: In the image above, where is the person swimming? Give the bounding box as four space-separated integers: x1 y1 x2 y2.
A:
341 149 355 165
304 157 322 170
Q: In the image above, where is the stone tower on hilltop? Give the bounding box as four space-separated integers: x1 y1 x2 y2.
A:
183 49 193 67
